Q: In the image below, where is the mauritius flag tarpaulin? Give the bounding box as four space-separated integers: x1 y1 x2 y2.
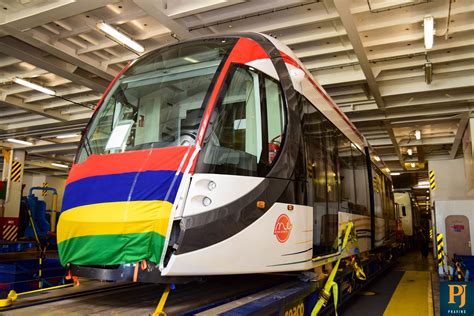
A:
57 146 195 266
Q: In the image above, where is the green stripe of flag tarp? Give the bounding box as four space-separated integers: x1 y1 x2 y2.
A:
58 232 166 266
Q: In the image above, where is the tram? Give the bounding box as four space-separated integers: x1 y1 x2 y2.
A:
57 33 397 282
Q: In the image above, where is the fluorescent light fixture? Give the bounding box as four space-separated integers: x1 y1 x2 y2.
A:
424 16 434 50
415 130 421 140
418 181 430 186
56 133 79 139
51 163 69 169
374 156 381 162
13 78 55 96
390 172 401 176
407 148 413 156
97 22 144 53
7 138 33 146
183 57 199 63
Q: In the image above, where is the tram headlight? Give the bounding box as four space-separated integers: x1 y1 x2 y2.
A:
202 197 212 207
208 181 217 191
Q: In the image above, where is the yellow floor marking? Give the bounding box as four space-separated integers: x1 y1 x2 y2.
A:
384 271 434 316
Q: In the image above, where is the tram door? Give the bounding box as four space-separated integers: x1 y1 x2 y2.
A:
302 97 339 257
445 215 471 256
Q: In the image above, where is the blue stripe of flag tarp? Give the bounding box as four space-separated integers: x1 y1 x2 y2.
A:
62 170 182 211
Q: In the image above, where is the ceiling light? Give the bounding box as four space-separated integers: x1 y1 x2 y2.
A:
385 167 390 173
426 196 429 200
13 78 55 96
56 133 79 139
424 16 434 50
411 162 416 168
7 138 33 146
97 22 144 53
183 57 199 63
51 163 69 169
415 130 421 140
418 181 430 186
374 156 381 162
390 172 400 176
407 148 413 156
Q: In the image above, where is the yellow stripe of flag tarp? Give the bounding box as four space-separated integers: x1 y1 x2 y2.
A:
429 170 436 191
384 271 434 316
57 200 172 243
10 161 22 182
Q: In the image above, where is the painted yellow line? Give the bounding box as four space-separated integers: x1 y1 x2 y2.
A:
384 271 434 316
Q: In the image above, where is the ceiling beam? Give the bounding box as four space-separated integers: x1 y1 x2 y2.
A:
450 112 471 159
0 25 114 81
0 95 68 122
333 1 383 108
25 160 70 172
334 0 404 168
0 0 119 30
0 36 108 93
350 102 474 122
133 0 193 40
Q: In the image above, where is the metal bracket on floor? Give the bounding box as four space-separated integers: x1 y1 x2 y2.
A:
152 283 175 316
0 282 76 307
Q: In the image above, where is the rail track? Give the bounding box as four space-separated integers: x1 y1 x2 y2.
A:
2 274 296 315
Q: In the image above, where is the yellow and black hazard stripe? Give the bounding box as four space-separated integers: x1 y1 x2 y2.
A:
42 182 48 197
2 224 18 241
10 161 22 182
429 170 436 191
436 233 444 266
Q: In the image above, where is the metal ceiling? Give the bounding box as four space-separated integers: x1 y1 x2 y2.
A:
0 0 472 177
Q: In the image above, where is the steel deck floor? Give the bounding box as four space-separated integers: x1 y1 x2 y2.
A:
340 251 438 316
2 274 294 315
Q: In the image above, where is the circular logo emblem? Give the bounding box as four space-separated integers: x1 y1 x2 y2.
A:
274 214 292 243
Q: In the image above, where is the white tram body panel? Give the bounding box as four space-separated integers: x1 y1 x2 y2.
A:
163 202 313 275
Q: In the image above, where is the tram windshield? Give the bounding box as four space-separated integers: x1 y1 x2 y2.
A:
76 39 237 163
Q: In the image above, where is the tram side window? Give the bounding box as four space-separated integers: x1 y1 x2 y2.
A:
264 77 285 164
204 66 263 175
199 65 285 177
352 145 370 216
302 97 340 256
338 136 355 213
372 168 384 218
